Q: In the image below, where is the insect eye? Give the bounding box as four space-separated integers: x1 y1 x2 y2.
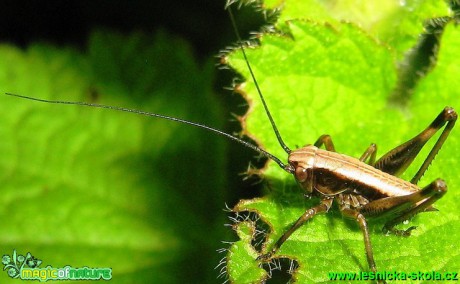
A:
295 167 308 183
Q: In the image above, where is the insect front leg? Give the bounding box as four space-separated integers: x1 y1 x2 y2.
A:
374 107 457 181
360 179 447 236
316 135 379 165
317 136 378 165
314 134 336 151
257 198 333 260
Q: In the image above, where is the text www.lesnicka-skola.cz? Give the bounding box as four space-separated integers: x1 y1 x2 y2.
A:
328 271 458 281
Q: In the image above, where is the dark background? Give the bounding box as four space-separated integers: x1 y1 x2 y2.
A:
1 0 234 56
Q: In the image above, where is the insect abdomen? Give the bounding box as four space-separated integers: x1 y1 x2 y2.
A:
290 146 420 198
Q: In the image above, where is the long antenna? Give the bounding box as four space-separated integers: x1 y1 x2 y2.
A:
226 4 291 154
4 93 292 172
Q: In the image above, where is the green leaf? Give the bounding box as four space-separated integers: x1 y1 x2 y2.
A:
270 0 449 60
227 220 268 283
226 0 459 282
0 31 226 283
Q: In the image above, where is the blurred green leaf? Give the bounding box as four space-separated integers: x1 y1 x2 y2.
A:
0 30 226 283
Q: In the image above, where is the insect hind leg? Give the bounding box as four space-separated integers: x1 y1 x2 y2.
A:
410 107 457 184
382 179 447 236
373 107 457 183
359 179 447 236
359 143 377 165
